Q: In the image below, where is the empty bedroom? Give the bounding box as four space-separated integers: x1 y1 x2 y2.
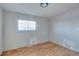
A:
0 3 79 56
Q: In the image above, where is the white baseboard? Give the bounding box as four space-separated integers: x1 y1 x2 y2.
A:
3 40 49 52
50 40 79 53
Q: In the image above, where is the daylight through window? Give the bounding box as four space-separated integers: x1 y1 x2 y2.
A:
18 20 36 31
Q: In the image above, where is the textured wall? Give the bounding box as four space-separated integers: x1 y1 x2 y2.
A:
49 8 79 52
3 10 49 51
0 8 3 52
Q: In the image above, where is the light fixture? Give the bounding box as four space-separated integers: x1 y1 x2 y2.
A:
40 3 48 8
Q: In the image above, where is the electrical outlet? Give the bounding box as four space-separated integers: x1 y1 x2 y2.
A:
30 38 37 45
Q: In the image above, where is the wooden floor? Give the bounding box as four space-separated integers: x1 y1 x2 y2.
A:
2 42 79 56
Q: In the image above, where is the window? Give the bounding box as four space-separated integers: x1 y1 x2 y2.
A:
18 20 36 31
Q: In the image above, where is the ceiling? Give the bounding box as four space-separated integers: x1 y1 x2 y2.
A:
0 3 79 18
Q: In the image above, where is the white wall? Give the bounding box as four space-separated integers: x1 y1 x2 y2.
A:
49 8 79 52
3 10 48 51
0 8 3 52
3 7 79 52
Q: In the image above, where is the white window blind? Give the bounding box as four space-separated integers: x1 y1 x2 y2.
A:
18 20 36 31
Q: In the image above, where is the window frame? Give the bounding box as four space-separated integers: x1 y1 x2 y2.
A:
17 20 37 32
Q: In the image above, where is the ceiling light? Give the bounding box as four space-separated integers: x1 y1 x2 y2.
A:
40 3 48 8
